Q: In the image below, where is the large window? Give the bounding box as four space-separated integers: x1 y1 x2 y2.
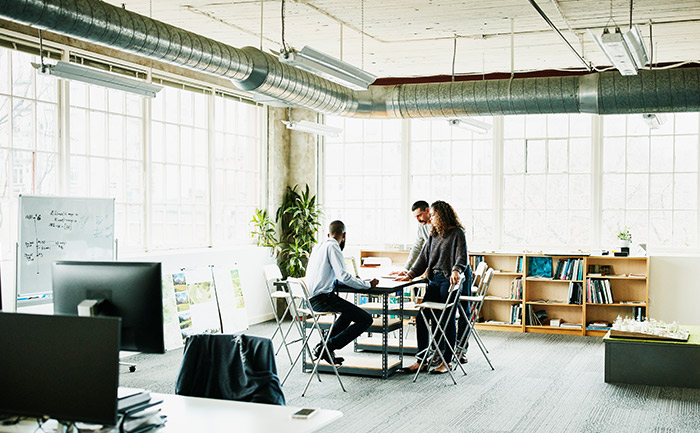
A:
601 113 699 248
0 47 59 261
410 118 494 248
324 116 403 245
212 94 263 244
321 111 700 252
0 42 265 262
502 114 592 248
69 81 145 250
151 84 210 249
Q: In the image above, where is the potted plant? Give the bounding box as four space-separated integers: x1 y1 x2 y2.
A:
617 226 632 248
250 184 321 278
250 208 278 255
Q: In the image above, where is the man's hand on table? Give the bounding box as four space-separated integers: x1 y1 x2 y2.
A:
368 278 379 288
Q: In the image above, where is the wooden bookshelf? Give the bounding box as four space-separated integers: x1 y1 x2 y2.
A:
358 250 649 338
470 253 525 332
474 253 649 337
584 256 649 336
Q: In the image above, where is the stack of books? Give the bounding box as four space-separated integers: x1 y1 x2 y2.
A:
586 321 611 330
586 278 613 303
118 388 167 433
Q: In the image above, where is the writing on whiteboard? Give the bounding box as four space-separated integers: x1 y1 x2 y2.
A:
17 196 116 297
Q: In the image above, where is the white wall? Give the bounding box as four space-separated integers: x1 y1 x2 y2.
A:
1 246 277 326
649 255 700 326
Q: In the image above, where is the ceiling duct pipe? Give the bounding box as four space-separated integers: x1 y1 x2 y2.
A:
1 0 698 118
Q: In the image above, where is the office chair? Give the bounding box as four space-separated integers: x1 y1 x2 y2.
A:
175 333 286 405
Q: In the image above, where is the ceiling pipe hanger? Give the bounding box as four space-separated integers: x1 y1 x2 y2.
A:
527 0 592 71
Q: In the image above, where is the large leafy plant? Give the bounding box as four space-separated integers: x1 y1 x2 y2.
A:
251 184 321 278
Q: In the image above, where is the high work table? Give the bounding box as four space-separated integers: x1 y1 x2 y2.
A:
303 274 419 379
0 393 343 433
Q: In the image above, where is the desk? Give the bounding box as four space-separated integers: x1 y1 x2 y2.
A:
0 393 343 433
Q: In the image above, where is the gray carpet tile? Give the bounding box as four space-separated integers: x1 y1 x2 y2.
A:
119 321 700 433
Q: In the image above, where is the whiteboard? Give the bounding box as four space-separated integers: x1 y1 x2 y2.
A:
17 195 115 298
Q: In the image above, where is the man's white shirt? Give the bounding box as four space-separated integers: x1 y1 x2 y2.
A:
306 238 370 298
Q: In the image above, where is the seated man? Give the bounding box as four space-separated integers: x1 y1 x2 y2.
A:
305 220 378 365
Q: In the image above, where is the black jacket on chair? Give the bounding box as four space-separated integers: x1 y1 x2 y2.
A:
175 333 286 406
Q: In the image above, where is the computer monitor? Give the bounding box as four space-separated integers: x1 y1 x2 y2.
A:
52 261 165 354
0 312 120 426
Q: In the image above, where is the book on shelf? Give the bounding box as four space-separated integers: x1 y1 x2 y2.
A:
526 306 547 326
553 258 584 280
629 273 646 278
559 322 582 329
510 304 522 325
586 320 611 330
586 278 614 304
550 318 561 327
509 277 523 300
514 256 524 273
567 281 582 305
528 256 553 278
470 255 485 270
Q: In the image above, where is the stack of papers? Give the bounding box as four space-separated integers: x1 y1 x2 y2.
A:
117 388 167 433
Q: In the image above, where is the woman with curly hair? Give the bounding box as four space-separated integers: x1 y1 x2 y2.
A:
397 200 468 374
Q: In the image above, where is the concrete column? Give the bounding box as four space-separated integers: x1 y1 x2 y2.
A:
266 106 319 216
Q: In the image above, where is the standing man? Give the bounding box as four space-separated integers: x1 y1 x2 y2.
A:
391 200 432 277
306 220 378 365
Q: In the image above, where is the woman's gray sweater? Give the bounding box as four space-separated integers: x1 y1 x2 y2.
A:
409 226 468 278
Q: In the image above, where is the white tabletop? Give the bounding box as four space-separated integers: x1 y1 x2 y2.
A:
0 393 342 433
154 393 341 433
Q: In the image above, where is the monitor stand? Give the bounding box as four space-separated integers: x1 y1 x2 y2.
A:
79 301 138 373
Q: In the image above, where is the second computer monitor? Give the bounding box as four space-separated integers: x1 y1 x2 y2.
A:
0 312 120 426
52 261 165 354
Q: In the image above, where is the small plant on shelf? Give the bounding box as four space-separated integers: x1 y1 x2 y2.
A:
617 226 632 245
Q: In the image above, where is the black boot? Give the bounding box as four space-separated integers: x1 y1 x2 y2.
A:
313 343 344 365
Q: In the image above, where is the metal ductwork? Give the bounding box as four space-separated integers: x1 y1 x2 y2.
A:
1 0 699 118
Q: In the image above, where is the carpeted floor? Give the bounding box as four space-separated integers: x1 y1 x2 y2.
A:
120 321 700 433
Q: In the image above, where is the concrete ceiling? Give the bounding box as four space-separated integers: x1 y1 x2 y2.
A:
107 0 700 79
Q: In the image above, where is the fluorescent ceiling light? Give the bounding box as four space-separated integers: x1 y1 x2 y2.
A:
447 118 492 134
253 93 294 108
32 61 162 98
281 120 342 137
279 46 376 91
592 26 648 76
642 113 665 129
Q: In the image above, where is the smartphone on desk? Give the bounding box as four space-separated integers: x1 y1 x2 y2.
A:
292 408 317 419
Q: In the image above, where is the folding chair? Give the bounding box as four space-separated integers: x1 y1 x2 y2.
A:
471 261 488 292
262 264 304 364
412 275 467 385
455 268 495 370
281 278 346 397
